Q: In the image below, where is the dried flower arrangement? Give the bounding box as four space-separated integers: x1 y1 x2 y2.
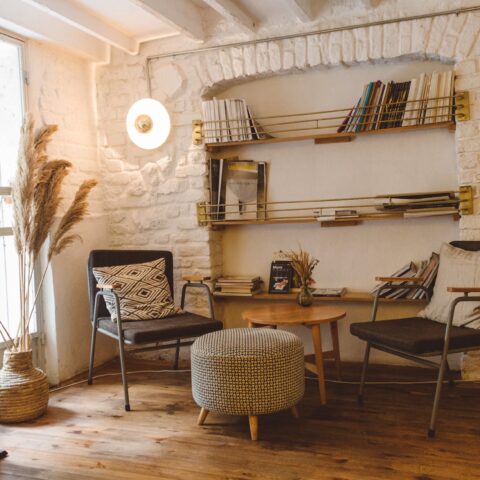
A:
285 248 319 287
0 117 97 352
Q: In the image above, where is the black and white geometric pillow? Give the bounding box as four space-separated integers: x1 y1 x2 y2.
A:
92 258 181 322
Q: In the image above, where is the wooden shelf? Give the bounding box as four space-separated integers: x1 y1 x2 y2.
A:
213 290 428 304
205 121 455 151
208 212 460 227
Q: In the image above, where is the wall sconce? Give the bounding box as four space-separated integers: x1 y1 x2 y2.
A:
126 98 171 150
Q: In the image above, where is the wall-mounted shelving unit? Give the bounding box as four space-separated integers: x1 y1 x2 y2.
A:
193 89 472 229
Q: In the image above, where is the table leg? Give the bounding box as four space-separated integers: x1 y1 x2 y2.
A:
310 324 327 405
330 320 342 380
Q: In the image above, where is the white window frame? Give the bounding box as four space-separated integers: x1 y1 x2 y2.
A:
0 31 44 359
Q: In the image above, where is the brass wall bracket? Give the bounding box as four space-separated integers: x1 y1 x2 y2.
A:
192 120 203 146
197 202 209 226
455 91 470 122
459 185 473 215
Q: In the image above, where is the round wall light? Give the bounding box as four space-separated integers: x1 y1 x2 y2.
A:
126 98 171 149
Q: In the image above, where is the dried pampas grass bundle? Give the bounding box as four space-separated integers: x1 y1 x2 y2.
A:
2 116 97 352
285 248 319 287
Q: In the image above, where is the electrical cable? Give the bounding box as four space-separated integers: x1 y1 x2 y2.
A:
49 369 480 393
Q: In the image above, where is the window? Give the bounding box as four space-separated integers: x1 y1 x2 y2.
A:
0 34 34 340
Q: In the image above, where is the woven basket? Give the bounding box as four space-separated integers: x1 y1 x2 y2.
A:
0 350 49 423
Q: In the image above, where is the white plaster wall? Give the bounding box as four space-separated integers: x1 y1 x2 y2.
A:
27 41 115 383
220 60 458 289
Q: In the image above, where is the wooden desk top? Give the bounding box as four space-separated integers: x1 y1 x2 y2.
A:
242 304 346 326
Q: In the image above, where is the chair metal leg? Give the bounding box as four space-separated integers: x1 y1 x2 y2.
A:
87 324 97 385
428 351 449 438
445 360 455 388
358 343 371 406
117 337 130 411
174 339 180 370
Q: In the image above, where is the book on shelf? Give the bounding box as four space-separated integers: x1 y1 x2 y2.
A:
375 190 458 217
312 288 347 297
268 261 293 294
209 158 268 222
214 276 263 296
372 252 440 300
201 98 270 144
338 71 454 133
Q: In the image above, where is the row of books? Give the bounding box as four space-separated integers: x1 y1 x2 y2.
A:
201 98 268 143
338 71 454 133
372 252 440 300
377 191 459 218
214 276 263 297
209 158 267 221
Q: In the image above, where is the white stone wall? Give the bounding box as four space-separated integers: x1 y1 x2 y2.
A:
96 12 480 302
28 41 115 383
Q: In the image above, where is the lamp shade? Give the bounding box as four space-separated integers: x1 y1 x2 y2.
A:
126 98 171 149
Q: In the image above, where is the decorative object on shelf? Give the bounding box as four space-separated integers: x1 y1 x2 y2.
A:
0 117 97 423
285 249 318 307
197 187 472 228
268 261 293 294
193 84 468 149
126 98 171 149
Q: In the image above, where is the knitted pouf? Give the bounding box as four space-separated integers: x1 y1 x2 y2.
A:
191 328 305 440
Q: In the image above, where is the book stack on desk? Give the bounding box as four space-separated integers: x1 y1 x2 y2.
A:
214 276 263 297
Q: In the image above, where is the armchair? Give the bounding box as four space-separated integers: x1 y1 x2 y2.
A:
350 241 480 437
87 250 222 411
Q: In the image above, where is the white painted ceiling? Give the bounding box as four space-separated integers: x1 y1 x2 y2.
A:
0 0 478 63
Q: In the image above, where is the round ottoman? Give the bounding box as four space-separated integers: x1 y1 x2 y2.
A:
191 328 305 440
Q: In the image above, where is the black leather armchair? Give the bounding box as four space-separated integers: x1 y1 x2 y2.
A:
86 250 222 411
350 241 480 437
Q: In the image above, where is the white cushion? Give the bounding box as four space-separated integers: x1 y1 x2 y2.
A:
418 243 480 328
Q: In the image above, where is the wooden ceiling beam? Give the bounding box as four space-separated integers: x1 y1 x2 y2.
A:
202 0 255 33
132 0 204 42
281 0 314 23
0 0 108 62
23 0 138 54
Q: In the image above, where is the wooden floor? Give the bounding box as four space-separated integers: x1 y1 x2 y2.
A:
2 357 480 480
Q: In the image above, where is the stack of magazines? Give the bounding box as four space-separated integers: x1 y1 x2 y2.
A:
338 71 454 133
372 252 439 300
202 98 269 143
214 276 263 296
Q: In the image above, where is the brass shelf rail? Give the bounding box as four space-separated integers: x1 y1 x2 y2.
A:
197 186 473 228
192 91 469 148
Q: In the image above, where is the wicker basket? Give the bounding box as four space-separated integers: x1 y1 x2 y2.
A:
0 350 49 423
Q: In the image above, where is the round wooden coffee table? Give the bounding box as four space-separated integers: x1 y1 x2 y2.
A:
242 304 346 405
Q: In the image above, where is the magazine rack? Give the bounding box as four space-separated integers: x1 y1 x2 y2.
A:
192 91 468 149
196 186 473 228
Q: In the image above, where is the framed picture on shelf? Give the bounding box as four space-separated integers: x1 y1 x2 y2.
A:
268 261 293 294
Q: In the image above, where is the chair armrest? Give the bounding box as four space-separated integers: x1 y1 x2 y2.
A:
447 287 480 293
183 275 211 282
97 283 114 290
375 276 423 283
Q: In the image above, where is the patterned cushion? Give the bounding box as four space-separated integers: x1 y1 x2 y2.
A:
92 258 181 321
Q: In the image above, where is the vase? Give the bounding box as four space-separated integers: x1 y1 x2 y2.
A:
0 350 49 423
297 284 313 307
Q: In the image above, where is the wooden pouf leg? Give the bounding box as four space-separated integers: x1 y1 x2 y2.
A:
197 407 209 426
248 416 258 441
291 405 299 419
